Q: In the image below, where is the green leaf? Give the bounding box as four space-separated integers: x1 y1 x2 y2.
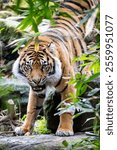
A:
90 61 100 74
73 113 80 119
31 17 39 32
71 57 79 64
0 86 14 98
17 17 31 30
85 73 100 83
80 84 88 95
12 38 27 53
62 140 69 147
83 117 96 126
75 82 83 96
27 0 34 8
10 0 59 33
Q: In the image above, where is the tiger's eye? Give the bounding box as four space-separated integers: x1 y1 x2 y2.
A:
26 61 29 65
43 61 48 65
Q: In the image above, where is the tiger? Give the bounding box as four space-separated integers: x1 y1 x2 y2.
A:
12 0 99 136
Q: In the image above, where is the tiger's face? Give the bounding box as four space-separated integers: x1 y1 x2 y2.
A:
13 42 62 94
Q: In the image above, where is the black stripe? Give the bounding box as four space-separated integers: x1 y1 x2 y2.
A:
56 13 77 23
39 49 56 76
54 17 83 33
19 68 26 77
57 21 84 53
47 30 67 42
72 38 78 56
60 3 81 15
48 59 56 75
50 28 66 38
64 0 90 10
39 39 47 43
38 52 45 57
26 52 34 56
28 55 35 59
59 84 68 93
41 33 68 51
84 0 91 8
78 38 85 53
50 29 77 56
55 67 65 87
53 27 78 56
35 106 42 110
46 36 68 50
55 75 62 87
54 22 84 52
89 0 94 6
44 33 66 45
50 26 79 56
54 21 79 37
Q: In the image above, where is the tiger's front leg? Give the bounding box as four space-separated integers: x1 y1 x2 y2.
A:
56 85 75 136
15 88 44 135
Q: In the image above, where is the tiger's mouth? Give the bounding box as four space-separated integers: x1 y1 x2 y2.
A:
32 84 46 92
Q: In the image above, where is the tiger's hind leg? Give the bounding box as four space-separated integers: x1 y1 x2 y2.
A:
56 85 75 136
15 88 44 135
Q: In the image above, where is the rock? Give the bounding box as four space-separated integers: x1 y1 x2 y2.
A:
0 77 29 115
0 133 87 150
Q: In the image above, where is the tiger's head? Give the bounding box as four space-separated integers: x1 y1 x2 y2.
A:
12 39 62 94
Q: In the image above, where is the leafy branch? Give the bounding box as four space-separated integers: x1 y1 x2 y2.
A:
10 0 59 32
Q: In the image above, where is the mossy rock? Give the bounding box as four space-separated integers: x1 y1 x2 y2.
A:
0 78 29 115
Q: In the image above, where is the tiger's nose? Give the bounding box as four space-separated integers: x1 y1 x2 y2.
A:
32 78 41 84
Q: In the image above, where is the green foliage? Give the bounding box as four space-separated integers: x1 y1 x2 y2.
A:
0 84 15 109
77 100 100 135
62 136 100 150
70 49 100 100
33 117 51 134
0 22 22 43
10 0 59 32
0 85 14 99
21 114 27 121
69 72 99 98
20 115 51 134
0 78 15 102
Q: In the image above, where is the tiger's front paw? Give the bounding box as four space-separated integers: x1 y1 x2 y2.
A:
55 128 74 136
15 126 31 136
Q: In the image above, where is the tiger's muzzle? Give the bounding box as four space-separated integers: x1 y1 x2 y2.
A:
32 84 46 92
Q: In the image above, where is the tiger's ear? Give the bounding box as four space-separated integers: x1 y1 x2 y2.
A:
48 42 56 54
